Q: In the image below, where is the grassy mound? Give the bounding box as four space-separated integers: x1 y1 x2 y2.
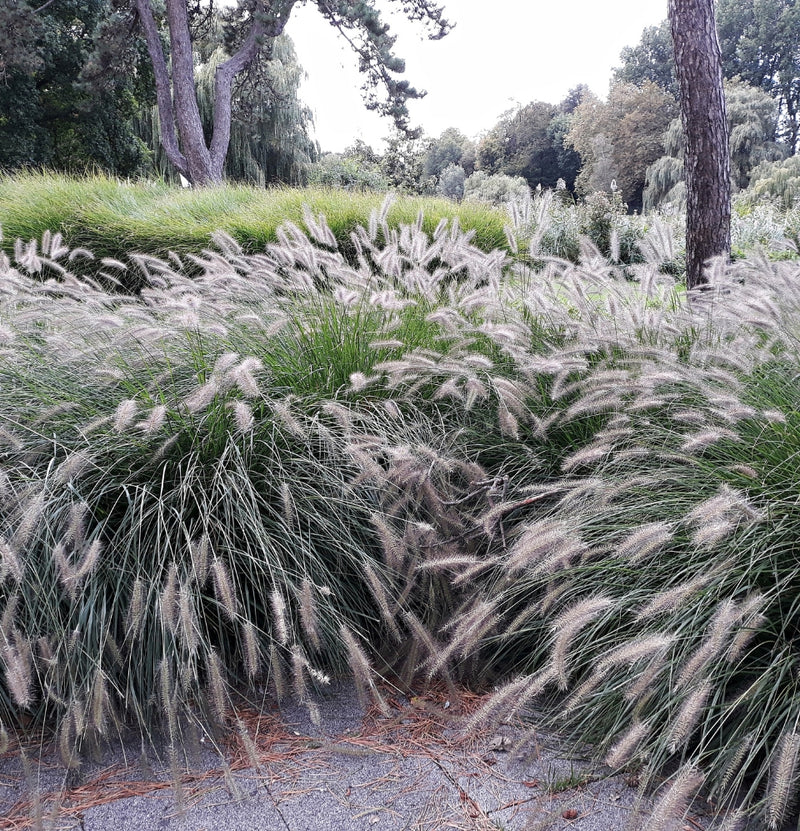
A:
0 172 509 280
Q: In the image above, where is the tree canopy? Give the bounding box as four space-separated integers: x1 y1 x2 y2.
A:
644 78 783 209
129 0 450 184
0 0 149 174
617 0 800 156
567 82 677 209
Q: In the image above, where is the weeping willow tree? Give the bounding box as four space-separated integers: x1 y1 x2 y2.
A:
137 32 316 185
644 78 784 210
643 118 686 210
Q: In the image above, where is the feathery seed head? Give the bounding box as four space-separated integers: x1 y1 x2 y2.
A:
551 596 613 689
54 451 92 485
190 534 211 584
361 560 401 641
229 357 263 397
507 519 579 573
273 399 306 439
767 731 800 830
136 404 168 434
606 720 651 769
498 405 520 440
383 398 402 419
64 501 89 547
340 625 374 707
290 646 309 702
269 643 286 702
178 583 198 654
681 428 740 453
241 620 261 679
75 534 101 575
0 538 23 584
646 764 705 831
668 679 713 752
279 482 295 529
561 443 612 473
206 649 227 721
597 633 675 673
183 379 219 414
2 630 33 709
298 578 322 651
159 563 179 632
211 557 238 620
0 468 11 506
616 522 673 564
686 486 761 548
636 573 715 620
728 464 758 479
676 599 741 689
270 589 289 646
213 352 240 375
434 378 465 403
113 398 138 432
126 578 145 639
369 513 405 568
13 490 45 549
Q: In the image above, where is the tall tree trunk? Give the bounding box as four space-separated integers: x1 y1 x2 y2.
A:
164 0 214 184
669 0 731 289
135 0 188 178
134 0 295 186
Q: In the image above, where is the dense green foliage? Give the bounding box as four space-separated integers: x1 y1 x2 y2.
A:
0 0 316 184
618 0 800 154
644 78 786 210
566 82 677 210
0 0 149 174
0 173 510 281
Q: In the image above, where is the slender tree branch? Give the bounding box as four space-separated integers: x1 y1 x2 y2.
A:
209 1 297 177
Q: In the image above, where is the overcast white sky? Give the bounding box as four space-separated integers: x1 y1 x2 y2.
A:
285 0 668 152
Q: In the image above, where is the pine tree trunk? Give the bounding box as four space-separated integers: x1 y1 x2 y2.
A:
669 0 731 289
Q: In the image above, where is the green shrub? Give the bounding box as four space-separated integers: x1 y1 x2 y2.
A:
463 170 531 206
746 155 800 210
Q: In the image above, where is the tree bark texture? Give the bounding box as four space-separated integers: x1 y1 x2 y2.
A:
135 0 295 185
669 0 731 288
134 0 188 178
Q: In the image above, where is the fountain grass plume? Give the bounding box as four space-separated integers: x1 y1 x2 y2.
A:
4 196 800 827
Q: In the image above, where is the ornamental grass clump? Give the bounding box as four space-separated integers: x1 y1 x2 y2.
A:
430 255 800 828
5 194 800 828
0 202 515 760
0 171 510 281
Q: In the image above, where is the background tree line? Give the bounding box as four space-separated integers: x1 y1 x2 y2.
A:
307 0 800 214
0 0 318 183
2 0 799 208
